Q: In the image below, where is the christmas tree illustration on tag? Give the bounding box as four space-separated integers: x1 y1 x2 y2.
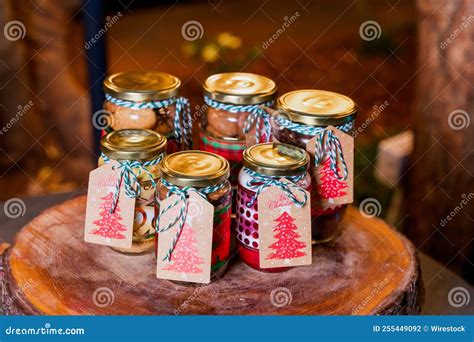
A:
156 192 214 284
258 179 312 268
84 161 135 248
307 126 354 207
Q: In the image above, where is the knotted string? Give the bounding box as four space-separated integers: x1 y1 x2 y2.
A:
105 94 193 149
244 168 308 208
273 115 353 181
204 96 274 143
101 153 163 213
313 129 348 180
157 179 226 261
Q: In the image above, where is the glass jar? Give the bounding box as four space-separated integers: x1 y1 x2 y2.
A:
103 71 191 153
201 72 277 187
236 142 311 271
157 151 232 279
99 129 167 254
272 90 356 244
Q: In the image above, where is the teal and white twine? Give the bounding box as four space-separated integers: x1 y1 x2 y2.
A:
204 96 274 143
105 94 193 148
157 179 226 261
273 115 354 181
244 168 308 208
101 153 163 213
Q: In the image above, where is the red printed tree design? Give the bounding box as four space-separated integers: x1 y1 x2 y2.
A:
162 223 204 274
90 192 127 239
267 212 306 260
318 158 347 199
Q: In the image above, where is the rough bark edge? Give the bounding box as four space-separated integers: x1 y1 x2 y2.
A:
372 229 424 315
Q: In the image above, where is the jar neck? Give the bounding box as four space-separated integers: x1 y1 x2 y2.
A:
241 167 306 191
105 93 176 109
101 152 164 166
161 178 227 196
273 115 354 136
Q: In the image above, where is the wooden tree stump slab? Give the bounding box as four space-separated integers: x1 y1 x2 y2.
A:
0 196 423 315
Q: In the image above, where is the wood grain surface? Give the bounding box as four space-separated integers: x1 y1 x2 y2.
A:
1 196 422 315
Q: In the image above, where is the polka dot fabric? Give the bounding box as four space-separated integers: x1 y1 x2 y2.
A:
236 186 259 249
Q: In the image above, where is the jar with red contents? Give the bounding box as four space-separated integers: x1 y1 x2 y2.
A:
272 90 357 243
102 71 192 154
157 151 232 278
200 72 277 187
236 142 311 271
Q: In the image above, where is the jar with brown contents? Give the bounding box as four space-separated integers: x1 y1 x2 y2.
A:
103 71 192 153
200 72 277 186
99 129 167 254
271 90 357 243
157 151 232 279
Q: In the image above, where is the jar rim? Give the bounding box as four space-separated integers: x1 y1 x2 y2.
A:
277 89 357 126
101 129 167 161
103 71 181 102
243 143 309 177
160 151 230 187
203 72 277 105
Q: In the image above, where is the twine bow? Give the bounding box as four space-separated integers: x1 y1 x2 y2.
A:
203 96 274 143
101 153 162 213
244 168 308 208
105 94 193 149
273 114 353 181
156 179 225 261
313 129 348 181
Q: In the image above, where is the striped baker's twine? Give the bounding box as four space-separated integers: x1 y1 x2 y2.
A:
244 168 308 208
157 179 226 261
101 153 163 213
105 94 193 148
274 115 354 181
204 96 274 143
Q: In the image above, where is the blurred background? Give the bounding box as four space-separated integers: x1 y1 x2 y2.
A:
0 0 472 287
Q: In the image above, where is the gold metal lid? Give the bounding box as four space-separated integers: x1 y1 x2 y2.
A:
160 151 230 187
277 89 357 126
101 129 167 161
103 71 181 102
203 72 277 105
243 143 309 177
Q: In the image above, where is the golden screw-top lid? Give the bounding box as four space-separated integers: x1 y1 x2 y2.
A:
160 151 230 187
203 72 277 105
277 89 357 126
104 71 181 102
101 129 167 161
243 142 309 177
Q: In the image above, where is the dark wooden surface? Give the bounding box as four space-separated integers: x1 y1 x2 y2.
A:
0 193 471 315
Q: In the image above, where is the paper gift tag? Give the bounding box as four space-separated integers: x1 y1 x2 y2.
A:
258 179 312 268
84 161 135 248
157 192 214 284
307 126 354 207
